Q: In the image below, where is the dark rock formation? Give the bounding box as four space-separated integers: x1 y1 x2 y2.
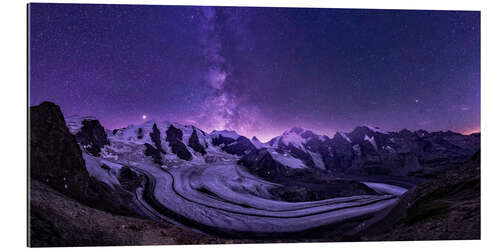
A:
188 128 206 155
30 102 92 200
149 123 165 154
239 149 377 201
137 127 144 139
211 135 236 147
221 136 256 156
272 126 479 179
75 119 110 156
166 125 192 161
29 102 139 216
349 151 480 241
144 143 163 165
29 180 225 247
118 166 143 192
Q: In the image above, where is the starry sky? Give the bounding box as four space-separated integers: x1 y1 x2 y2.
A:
29 4 480 141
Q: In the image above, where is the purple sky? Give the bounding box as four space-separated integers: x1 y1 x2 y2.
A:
29 4 480 141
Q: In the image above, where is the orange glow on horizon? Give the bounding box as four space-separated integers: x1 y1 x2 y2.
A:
463 128 481 135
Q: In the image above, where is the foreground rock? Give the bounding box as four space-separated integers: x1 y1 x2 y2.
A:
29 180 226 247
346 151 480 241
30 102 146 216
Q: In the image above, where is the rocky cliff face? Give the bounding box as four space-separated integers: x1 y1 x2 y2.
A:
149 123 166 154
239 149 377 201
347 151 480 241
29 180 225 247
265 126 479 180
166 125 193 161
188 128 207 155
75 119 110 156
29 101 143 216
221 136 256 156
30 102 95 202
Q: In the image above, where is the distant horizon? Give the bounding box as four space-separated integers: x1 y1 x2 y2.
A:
32 100 479 142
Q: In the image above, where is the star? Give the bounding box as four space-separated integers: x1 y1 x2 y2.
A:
142 115 147 120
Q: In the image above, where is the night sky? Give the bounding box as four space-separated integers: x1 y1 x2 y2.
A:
29 4 480 141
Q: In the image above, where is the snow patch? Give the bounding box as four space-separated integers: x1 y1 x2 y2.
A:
82 153 122 188
340 132 352 143
270 150 307 169
364 135 377 150
279 131 306 149
210 130 240 140
365 125 389 135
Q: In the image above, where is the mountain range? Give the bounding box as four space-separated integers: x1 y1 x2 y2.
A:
29 102 480 246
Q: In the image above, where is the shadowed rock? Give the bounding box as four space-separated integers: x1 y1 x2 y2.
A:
188 128 207 155
118 166 143 192
348 151 480 241
149 123 165 154
75 119 110 156
221 136 256 156
211 135 236 147
239 149 377 201
144 143 163 165
137 128 144 139
29 101 140 216
166 125 192 161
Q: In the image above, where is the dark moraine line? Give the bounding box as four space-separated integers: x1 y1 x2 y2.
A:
184 165 390 213
130 165 399 239
162 167 397 218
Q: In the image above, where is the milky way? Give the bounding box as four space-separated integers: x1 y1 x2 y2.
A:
29 4 480 141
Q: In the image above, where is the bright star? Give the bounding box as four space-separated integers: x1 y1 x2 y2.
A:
142 115 147 120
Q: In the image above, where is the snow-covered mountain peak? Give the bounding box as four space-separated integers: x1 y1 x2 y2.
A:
251 136 268 149
364 125 389 135
286 127 305 134
210 129 241 140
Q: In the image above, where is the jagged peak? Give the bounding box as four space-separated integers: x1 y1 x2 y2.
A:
284 126 305 134
210 129 241 140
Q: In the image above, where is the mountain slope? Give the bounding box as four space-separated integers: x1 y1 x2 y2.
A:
346 151 480 241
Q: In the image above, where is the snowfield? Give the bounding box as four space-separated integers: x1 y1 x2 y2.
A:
71 118 408 235
91 156 406 233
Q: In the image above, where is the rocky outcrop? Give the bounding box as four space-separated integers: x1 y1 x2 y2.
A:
29 180 225 247
239 149 377 201
137 127 144 139
348 151 480 241
188 128 206 155
269 125 479 179
211 135 236 147
30 102 90 198
221 136 256 156
29 102 143 217
144 143 163 165
118 166 144 192
75 119 110 156
149 123 165 154
166 125 192 161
